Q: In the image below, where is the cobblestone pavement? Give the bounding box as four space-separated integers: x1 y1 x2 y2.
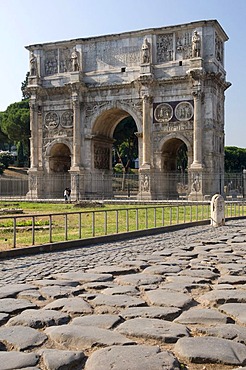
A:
1 220 246 369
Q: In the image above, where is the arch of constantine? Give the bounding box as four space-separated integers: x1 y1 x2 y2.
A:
26 20 230 200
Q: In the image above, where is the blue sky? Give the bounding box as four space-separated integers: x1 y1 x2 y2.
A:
0 0 245 147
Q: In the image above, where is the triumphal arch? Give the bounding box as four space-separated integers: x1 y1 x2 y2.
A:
26 20 230 200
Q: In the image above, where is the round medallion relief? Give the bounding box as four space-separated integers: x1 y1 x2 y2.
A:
45 112 59 129
154 103 173 123
61 111 73 128
175 101 193 121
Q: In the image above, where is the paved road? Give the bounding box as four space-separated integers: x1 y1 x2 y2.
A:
0 219 246 369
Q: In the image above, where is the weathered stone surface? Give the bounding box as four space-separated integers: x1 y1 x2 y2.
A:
0 284 37 299
0 298 36 314
0 313 9 325
114 273 162 286
174 336 246 365
144 289 193 308
7 309 70 328
198 289 246 306
142 265 181 275
84 345 181 370
52 272 113 283
197 324 246 344
86 265 138 275
39 286 74 299
219 303 246 325
90 293 145 308
178 268 218 280
0 326 47 350
72 314 122 329
39 349 85 370
174 308 231 325
44 297 93 314
116 318 190 343
120 306 181 321
45 325 134 350
32 279 79 287
102 285 139 295
0 352 39 370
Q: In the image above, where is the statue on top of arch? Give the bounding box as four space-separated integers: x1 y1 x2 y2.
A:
71 47 80 72
141 38 150 64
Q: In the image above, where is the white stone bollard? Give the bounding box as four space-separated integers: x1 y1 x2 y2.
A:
211 194 225 227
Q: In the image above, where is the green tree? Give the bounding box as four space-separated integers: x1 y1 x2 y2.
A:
21 72 31 100
113 116 138 172
225 146 246 172
1 100 30 167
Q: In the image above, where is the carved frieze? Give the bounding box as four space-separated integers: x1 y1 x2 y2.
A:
45 112 59 129
156 33 174 63
140 174 150 192
94 145 110 169
59 49 72 73
154 103 173 122
45 50 58 75
215 32 223 63
61 111 73 128
175 102 193 121
176 31 192 59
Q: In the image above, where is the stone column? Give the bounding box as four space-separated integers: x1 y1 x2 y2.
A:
29 99 38 169
72 93 81 169
191 85 203 169
142 94 152 168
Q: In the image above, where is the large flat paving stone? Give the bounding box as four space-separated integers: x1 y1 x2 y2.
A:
142 265 181 275
120 306 181 321
39 286 75 299
45 324 134 350
0 284 38 299
84 345 181 370
44 297 93 314
90 293 145 308
86 265 138 275
174 336 246 366
72 314 122 329
7 309 70 328
116 317 190 343
197 324 246 344
219 303 246 324
114 273 162 286
178 269 219 280
0 298 36 314
174 308 232 325
32 279 79 287
198 289 246 306
52 272 113 283
0 325 47 350
0 352 39 370
101 285 139 295
144 289 193 308
38 349 85 370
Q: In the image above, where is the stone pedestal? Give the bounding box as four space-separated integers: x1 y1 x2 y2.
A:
69 169 85 202
211 193 225 227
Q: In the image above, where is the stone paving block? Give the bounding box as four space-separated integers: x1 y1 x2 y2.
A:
32 279 79 287
44 297 93 314
197 323 246 344
7 309 70 328
142 264 182 275
102 285 139 295
174 336 246 365
0 352 39 370
0 325 47 350
52 272 113 283
39 286 74 299
0 284 38 299
219 303 246 325
120 306 181 321
84 345 181 370
114 273 163 286
90 293 145 308
72 314 122 329
45 324 134 350
86 265 138 275
198 289 246 307
174 307 232 325
178 268 219 280
0 298 36 314
144 288 193 308
38 349 85 370
0 313 9 325
116 317 190 343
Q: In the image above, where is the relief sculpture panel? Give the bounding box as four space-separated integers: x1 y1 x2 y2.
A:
94 145 110 169
156 33 174 63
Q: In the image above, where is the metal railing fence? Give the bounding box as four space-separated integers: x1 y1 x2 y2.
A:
0 201 245 250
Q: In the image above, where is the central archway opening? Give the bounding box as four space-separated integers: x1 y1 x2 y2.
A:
161 138 188 198
91 108 139 198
